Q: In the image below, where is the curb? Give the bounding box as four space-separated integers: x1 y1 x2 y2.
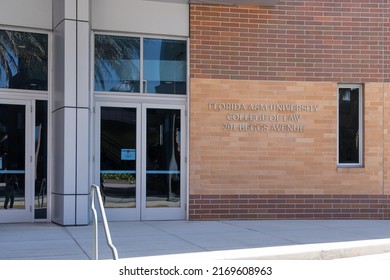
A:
127 238 390 260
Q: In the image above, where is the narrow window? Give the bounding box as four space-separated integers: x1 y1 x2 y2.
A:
338 85 363 167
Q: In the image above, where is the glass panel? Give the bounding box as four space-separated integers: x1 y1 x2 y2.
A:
143 39 186 95
0 30 48 90
339 87 360 164
100 107 137 208
34 100 47 219
0 104 25 210
146 109 181 207
95 35 140 92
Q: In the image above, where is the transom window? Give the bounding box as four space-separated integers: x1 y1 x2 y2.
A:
94 34 187 95
337 84 363 167
0 29 48 91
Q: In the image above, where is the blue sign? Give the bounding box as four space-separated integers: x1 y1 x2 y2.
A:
121 149 136 160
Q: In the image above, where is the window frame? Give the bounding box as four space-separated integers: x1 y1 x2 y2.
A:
337 84 364 168
142 37 187 95
0 27 49 93
93 32 188 96
94 34 141 93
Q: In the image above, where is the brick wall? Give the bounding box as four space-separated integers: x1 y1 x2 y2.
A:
190 1 389 82
189 1 390 220
190 80 384 192
189 194 390 220
189 79 390 219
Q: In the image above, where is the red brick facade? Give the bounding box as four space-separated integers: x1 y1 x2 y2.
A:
189 194 390 220
190 1 390 82
189 1 390 220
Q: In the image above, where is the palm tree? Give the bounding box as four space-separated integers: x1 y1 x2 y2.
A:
94 34 140 92
0 29 48 90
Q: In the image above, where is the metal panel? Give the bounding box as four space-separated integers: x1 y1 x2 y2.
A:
0 0 52 30
92 0 189 37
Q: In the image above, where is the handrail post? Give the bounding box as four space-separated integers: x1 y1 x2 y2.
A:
91 187 99 260
90 184 119 260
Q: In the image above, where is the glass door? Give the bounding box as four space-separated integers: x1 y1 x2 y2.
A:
141 105 186 220
0 100 33 223
97 103 141 221
96 102 186 220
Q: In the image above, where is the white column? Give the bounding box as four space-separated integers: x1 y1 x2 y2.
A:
52 0 91 225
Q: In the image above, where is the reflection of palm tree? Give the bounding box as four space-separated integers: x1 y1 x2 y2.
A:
94 35 140 92
0 30 47 89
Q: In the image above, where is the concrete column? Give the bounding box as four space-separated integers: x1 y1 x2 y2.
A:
52 0 91 225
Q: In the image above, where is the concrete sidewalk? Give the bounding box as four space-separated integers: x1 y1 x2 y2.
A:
1 220 390 260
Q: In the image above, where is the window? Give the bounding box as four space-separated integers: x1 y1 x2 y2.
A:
143 38 186 94
94 35 140 92
94 34 187 95
0 29 48 91
337 84 363 167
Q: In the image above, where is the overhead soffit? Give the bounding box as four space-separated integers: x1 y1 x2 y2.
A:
146 0 280 6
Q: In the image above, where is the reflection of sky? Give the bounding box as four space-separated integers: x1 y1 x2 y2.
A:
143 39 186 82
144 39 162 81
144 60 186 81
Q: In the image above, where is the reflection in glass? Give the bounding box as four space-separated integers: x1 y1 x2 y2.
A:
0 30 48 90
146 109 181 208
143 39 186 95
339 88 360 164
100 107 137 208
35 101 47 219
95 35 140 92
0 104 25 210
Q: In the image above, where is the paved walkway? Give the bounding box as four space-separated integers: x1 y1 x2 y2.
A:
1 220 390 260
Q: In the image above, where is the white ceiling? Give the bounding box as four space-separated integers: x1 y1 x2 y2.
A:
145 0 280 6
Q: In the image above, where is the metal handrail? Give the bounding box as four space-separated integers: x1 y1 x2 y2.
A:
90 184 119 260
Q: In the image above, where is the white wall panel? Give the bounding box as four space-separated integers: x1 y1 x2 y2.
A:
52 20 77 111
52 108 77 194
52 194 77 225
76 195 89 225
0 0 52 29
51 109 65 195
52 0 77 28
92 0 189 37
76 109 90 194
77 0 91 21
77 21 91 108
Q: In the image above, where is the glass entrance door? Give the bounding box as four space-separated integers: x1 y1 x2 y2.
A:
141 106 185 220
97 103 186 220
0 100 33 223
98 104 141 220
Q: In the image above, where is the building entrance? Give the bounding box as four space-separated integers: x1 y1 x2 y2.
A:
0 100 33 222
0 99 48 223
95 102 186 221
